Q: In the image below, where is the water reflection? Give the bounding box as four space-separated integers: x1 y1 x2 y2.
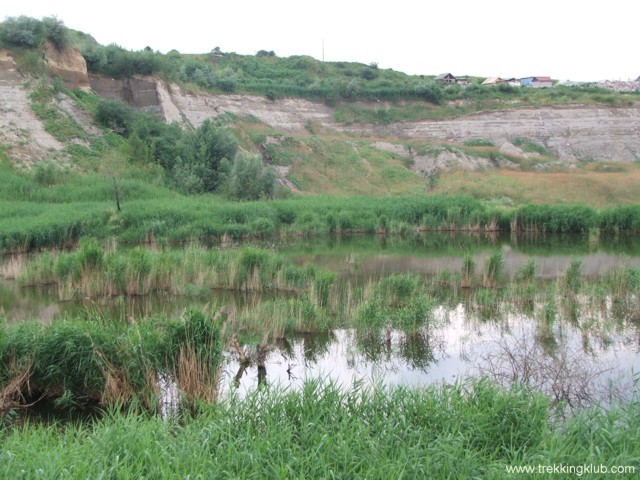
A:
219 302 640 412
2 233 640 410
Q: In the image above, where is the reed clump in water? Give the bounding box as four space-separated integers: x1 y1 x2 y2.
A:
483 249 504 288
0 308 223 414
16 243 334 300
460 252 476 288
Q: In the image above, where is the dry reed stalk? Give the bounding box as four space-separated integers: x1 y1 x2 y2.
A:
0 255 25 279
175 346 219 409
231 335 250 364
0 360 33 413
97 350 135 406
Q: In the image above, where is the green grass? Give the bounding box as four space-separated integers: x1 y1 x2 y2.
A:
0 309 222 411
16 243 334 298
29 84 88 143
2 189 640 252
1 379 638 478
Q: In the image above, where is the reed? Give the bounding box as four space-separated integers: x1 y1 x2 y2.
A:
483 249 504 288
15 244 330 299
2 378 638 478
563 259 583 293
0 309 223 412
460 252 476 288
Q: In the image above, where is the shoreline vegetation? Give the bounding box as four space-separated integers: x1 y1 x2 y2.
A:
2 194 640 253
1 378 639 478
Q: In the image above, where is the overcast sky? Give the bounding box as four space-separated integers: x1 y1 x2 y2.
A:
2 0 637 82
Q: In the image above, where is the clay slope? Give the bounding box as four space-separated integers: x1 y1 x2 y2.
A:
142 81 640 163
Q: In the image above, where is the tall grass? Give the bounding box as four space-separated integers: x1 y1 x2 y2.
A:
511 204 597 233
460 252 476 288
2 163 640 251
16 244 334 299
483 249 504 288
1 378 638 478
0 309 222 412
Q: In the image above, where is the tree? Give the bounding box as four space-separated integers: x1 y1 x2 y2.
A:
127 133 149 163
42 16 70 50
226 154 277 200
95 99 134 136
99 152 129 212
0 16 43 48
177 119 238 193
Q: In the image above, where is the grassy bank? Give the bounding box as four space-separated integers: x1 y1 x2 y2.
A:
1 380 638 478
433 168 640 208
5 190 640 251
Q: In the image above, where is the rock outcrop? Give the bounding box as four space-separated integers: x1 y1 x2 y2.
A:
43 42 90 90
0 49 63 165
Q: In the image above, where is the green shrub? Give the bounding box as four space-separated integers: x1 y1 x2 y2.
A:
0 16 43 48
95 99 135 136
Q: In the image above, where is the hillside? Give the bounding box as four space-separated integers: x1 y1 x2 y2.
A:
1 16 640 202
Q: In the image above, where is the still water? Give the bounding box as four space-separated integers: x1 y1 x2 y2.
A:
2 233 639 406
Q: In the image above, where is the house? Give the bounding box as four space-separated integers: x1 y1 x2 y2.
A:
501 78 520 87
481 77 501 85
436 73 457 83
456 76 469 85
521 76 553 88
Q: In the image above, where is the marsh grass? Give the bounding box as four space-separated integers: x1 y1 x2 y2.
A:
354 274 437 331
2 181 640 252
460 252 476 288
0 309 223 413
16 244 332 299
563 259 583 293
1 377 639 478
483 249 504 288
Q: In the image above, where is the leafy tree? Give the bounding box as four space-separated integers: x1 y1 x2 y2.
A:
42 16 70 50
226 153 277 200
0 16 43 48
95 99 135 136
177 119 238 192
127 133 149 163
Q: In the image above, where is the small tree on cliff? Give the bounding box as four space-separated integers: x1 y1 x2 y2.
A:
100 152 128 212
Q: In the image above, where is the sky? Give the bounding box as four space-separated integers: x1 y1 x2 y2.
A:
2 0 637 82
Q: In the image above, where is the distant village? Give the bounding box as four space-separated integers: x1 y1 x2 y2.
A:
436 73 640 92
436 73 553 88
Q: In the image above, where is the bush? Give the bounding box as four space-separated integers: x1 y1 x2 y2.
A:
413 82 443 104
42 16 70 50
0 16 43 48
0 16 70 50
226 154 277 200
95 99 135 136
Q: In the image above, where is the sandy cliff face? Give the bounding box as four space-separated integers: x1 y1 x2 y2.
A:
148 82 640 163
353 106 640 162
2 45 639 170
0 49 64 165
43 42 90 90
